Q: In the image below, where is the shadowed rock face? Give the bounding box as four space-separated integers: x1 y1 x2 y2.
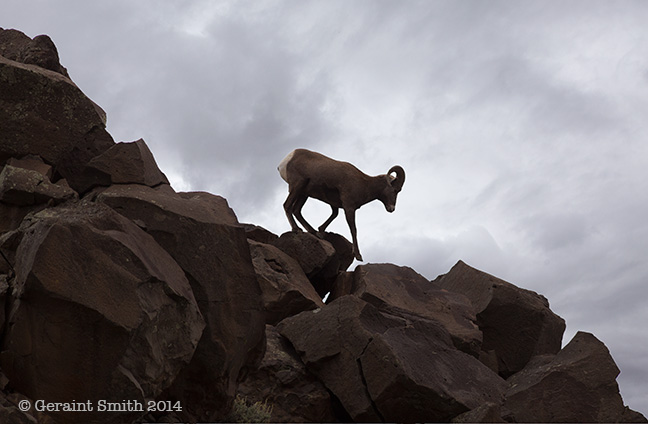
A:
78 139 170 193
95 184 266 422
1 202 204 423
435 260 566 378
0 29 68 76
328 263 483 357
0 45 113 192
502 331 631 423
278 295 507 422
1 29 266 423
1 29 646 424
0 164 76 206
248 240 324 325
236 325 336 423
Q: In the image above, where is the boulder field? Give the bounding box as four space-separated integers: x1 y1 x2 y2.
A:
1 28 645 423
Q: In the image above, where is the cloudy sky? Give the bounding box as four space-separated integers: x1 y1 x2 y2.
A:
3 0 647 414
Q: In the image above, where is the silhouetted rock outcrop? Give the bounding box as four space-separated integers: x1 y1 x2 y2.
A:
0 32 113 194
328 263 482 356
79 138 169 193
1 29 645 423
249 240 324 325
502 331 641 423
2 202 204 423
0 29 68 76
94 184 266 421
278 295 507 422
272 231 354 297
242 223 279 244
1 29 265 423
435 260 566 378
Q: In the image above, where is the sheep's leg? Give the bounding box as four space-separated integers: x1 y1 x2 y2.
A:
344 208 363 261
283 189 304 232
294 195 317 234
318 206 339 234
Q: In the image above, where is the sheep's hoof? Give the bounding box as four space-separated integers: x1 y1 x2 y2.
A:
355 253 363 261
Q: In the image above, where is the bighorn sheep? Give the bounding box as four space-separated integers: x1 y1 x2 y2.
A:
278 148 405 261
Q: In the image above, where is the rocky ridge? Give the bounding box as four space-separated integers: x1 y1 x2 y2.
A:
1 29 646 423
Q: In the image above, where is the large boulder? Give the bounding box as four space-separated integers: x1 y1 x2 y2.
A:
237 325 336 423
0 202 204 423
319 231 355 274
0 164 76 206
6 155 53 179
95 184 265 421
0 31 113 192
278 296 506 422
249 240 324 325
0 29 68 76
0 156 75 234
272 231 353 297
502 331 647 423
328 263 482 356
79 139 169 193
273 232 336 276
435 260 566 377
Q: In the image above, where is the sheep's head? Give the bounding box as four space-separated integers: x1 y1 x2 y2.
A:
380 165 405 213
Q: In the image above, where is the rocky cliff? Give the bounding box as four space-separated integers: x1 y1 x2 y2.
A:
0 29 645 423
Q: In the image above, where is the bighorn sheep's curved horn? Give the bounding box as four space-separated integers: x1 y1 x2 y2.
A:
388 165 405 191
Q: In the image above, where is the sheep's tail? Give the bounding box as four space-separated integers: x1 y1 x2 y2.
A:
277 150 295 183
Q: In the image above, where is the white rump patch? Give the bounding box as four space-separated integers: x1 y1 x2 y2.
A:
277 150 295 182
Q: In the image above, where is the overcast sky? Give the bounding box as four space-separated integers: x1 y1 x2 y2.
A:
3 0 647 415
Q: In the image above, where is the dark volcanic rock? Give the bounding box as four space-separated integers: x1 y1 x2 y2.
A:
436 260 566 377
273 231 353 297
0 275 8 336
0 399 38 424
0 29 34 62
503 331 646 423
278 296 506 422
6 155 53 179
96 184 265 421
329 263 482 356
320 231 355 273
0 29 68 76
0 202 204 423
278 296 392 422
237 325 336 423
0 203 40 236
80 139 169 192
0 164 77 206
452 402 505 423
249 240 324 325
242 223 279 244
273 232 336 277
0 53 113 191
